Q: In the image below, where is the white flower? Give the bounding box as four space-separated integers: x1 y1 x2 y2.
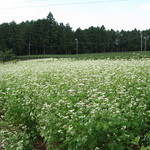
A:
68 89 75 96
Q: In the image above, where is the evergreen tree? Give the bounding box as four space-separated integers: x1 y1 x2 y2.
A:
0 12 149 55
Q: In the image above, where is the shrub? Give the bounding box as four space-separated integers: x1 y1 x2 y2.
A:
0 49 15 62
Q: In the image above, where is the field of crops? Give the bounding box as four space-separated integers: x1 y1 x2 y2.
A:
0 58 150 149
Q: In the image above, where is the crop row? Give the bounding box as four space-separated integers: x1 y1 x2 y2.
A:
0 58 150 149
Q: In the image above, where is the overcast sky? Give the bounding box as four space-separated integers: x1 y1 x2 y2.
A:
0 0 150 31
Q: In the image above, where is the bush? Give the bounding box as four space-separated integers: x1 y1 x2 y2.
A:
0 49 15 62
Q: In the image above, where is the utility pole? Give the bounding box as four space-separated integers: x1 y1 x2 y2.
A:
29 43 31 55
141 32 143 51
144 37 147 51
75 39 78 55
43 47 46 55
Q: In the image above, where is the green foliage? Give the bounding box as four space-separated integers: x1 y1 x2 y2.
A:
0 49 15 62
1 130 34 150
0 58 150 149
0 12 150 55
16 51 150 60
131 134 150 150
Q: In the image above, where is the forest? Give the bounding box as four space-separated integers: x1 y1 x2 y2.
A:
0 12 150 56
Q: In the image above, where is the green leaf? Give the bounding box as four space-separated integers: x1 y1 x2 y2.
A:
135 136 140 144
131 141 138 145
140 146 146 150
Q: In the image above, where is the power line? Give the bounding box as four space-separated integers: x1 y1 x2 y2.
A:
25 0 127 4
0 0 128 9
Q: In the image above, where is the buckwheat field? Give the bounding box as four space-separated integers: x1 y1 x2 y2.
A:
0 58 150 150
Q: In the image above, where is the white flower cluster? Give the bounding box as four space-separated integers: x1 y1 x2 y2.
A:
0 58 150 149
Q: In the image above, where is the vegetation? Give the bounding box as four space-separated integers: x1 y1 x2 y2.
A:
0 10 150 150
0 49 14 62
16 51 150 60
0 12 150 56
0 58 150 149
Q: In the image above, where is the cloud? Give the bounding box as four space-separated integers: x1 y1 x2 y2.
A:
141 3 150 11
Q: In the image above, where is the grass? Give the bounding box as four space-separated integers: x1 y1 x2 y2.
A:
16 51 150 60
0 57 150 149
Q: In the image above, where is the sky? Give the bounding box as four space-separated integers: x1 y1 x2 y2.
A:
0 0 150 31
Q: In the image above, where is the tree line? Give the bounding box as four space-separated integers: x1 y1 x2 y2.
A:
0 12 150 55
